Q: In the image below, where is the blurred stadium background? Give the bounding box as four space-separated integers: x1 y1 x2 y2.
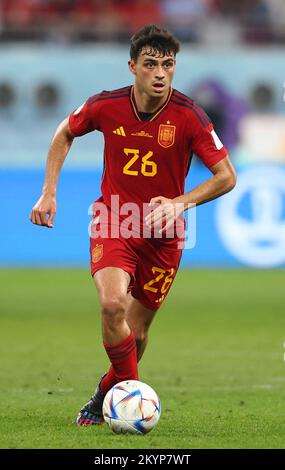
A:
1 0 285 268
1 0 285 450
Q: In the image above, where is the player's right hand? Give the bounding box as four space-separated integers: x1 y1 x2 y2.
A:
29 194 56 228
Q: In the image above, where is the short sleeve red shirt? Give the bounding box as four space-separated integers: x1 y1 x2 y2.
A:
69 86 228 210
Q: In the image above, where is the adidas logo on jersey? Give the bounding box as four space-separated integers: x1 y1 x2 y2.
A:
113 126 126 136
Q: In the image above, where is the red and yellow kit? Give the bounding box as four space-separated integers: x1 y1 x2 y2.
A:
69 86 227 310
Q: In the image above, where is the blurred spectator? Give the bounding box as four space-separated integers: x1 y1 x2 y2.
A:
79 0 125 42
264 0 285 43
0 0 284 44
190 80 248 151
160 0 207 42
115 0 161 35
242 0 273 44
237 83 285 163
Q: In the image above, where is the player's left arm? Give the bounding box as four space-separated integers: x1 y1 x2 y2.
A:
145 155 236 231
174 154 236 207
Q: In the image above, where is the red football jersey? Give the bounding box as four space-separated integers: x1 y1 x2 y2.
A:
69 85 227 211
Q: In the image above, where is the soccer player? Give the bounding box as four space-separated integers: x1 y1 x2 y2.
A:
30 24 236 425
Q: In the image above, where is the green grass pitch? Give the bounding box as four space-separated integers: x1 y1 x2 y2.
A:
0 268 285 449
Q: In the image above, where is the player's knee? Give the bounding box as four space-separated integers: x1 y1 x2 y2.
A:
101 294 126 320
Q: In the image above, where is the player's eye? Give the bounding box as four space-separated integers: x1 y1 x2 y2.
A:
164 62 173 69
145 63 155 68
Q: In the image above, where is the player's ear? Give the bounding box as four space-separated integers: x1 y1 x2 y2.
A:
128 60 136 76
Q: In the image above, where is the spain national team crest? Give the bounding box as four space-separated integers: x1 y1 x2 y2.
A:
92 244 103 263
158 124 176 148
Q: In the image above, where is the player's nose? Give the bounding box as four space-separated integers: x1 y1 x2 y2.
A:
155 65 165 79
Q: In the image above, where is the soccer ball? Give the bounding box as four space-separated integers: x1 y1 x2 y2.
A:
103 380 161 434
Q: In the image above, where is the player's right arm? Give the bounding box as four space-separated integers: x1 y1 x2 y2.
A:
30 93 102 227
29 117 74 228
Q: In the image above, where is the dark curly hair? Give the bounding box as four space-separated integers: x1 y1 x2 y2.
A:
130 24 180 62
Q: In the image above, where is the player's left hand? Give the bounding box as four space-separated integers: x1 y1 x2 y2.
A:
145 196 185 233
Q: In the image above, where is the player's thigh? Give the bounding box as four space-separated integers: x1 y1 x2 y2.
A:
90 234 138 308
125 294 158 336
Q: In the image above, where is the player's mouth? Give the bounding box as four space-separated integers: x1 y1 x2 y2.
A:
152 82 165 92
